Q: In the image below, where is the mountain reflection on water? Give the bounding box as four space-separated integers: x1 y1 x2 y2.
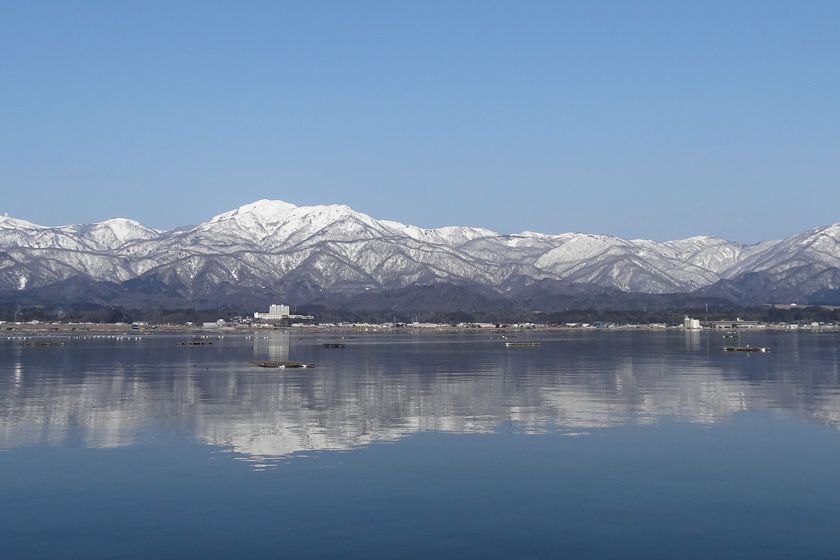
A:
2 331 840 462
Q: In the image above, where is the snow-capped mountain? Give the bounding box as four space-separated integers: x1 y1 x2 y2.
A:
1 200 839 307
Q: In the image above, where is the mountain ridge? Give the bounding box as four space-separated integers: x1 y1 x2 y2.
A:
1 199 839 309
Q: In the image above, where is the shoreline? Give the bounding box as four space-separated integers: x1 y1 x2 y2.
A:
2 322 838 337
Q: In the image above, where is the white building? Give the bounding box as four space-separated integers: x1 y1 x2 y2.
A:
683 316 701 330
254 304 291 321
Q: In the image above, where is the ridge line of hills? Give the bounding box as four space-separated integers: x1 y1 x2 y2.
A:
2 199 839 314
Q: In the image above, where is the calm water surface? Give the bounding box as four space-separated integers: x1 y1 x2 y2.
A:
2 330 840 559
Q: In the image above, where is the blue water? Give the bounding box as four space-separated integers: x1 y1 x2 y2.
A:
2 330 840 559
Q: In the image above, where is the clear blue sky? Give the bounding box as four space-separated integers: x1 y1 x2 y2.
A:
2 1 838 242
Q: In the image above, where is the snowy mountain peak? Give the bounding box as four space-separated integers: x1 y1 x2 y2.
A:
301 203 362 221
379 220 498 245
516 231 558 238
96 217 147 226
76 218 159 249
91 217 156 234
809 223 840 239
208 199 298 225
0 215 43 230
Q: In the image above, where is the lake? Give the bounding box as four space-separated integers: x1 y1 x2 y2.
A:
2 330 840 559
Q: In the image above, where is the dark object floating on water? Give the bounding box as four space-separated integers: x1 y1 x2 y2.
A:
724 346 768 353
181 341 212 346
322 343 346 349
252 360 313 369
505 341 540 348
24 341 65 347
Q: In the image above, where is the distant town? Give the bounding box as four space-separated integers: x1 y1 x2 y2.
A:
3 303 840 334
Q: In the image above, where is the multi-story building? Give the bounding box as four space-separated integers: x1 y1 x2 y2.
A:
254 304 291 321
